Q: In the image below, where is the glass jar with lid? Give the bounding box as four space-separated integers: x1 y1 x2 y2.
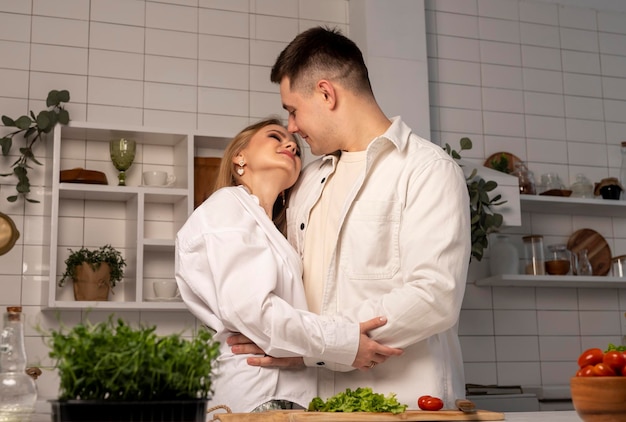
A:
545 244 574 275
522 235 545 275
570 174 594 198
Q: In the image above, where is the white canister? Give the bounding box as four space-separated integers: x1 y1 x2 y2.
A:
489 235 520 276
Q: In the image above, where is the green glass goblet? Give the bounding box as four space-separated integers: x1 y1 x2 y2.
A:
109 138 136 186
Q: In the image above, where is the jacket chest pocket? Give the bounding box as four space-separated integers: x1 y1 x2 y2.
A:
339 200 400 279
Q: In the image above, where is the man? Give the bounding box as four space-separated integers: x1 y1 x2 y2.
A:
229 26 471 408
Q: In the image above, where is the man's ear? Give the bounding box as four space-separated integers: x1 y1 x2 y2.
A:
317 80 337 109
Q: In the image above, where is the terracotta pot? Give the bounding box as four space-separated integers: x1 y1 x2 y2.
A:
72 262 111 301
570 376 626 422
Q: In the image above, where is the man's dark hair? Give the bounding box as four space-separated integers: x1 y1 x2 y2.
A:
270 26 373 95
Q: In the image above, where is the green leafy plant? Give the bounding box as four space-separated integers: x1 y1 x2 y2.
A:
58 245 127 288
443 137 506 261
46 316 220 401
489 153 511 174
308 387 407 414
1 89 70 203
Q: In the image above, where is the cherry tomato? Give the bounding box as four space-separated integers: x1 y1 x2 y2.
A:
417 395 431 409
575 365 595 377
418 396 444 411
592 362 616 376
577 348 604 368
603 350 626 373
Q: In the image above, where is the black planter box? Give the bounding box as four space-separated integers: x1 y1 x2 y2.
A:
50 399 208 422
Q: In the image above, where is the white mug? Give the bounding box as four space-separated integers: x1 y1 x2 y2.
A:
153 280 179 299
143 170 176 186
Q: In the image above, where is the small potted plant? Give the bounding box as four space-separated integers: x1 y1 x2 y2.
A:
46 316 220 422
58 245 127 301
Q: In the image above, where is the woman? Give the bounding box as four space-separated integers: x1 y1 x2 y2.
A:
175 118 401 413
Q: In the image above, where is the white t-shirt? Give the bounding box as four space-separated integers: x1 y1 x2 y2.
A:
303 150 367 314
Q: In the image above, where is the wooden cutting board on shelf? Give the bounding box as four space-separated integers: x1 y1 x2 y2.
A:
566 228 612 276
194 156 221 209
212 409 505 421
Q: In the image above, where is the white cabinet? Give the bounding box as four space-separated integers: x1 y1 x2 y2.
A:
475 194 626 288
45 121 228 310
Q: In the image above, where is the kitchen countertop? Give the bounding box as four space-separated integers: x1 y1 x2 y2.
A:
503 411 581 421
30 410 583 422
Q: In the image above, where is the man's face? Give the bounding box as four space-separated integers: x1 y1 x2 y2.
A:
279 77 333 156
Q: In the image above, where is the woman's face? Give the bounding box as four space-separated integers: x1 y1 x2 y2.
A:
237 124 302 189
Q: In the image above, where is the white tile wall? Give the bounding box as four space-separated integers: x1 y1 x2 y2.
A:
198 8 248 37
0 12 31 42
89 22 145 53
90 0 146 26
0 0 352 401
31 16 89 48
1 0 625 402
147 2 198 32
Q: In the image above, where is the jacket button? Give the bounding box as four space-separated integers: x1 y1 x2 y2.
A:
321 177 326 183
300 223 305 230
316 361 325 366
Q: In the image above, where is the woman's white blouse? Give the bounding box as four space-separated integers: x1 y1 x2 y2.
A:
175 186 359 412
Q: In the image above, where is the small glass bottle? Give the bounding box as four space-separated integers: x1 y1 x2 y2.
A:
577 249 593 276
522 235 545 275
0 306 37 421
513 162 537 195
612 255 626 278
619 142 626 200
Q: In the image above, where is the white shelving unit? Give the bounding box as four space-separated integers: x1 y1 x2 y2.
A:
474 194 626 288
475 274 626 288
520 195 626 218
45 121 228 310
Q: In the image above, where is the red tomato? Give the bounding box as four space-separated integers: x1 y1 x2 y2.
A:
577 348 604 368
418 396 444 411
575 365 595 377
417 395 431 409
603 350 626 373
592 362 616 376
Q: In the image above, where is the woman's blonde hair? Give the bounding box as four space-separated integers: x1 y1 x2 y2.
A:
211 117 301 235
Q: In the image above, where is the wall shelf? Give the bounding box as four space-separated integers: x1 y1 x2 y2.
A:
45 300 187 311
475 274 626 288
46 121 226 310
520 195 626 217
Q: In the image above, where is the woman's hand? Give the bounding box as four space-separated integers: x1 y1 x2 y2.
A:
227 316 402 370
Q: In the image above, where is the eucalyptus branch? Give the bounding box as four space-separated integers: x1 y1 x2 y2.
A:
0 89 70 203
444 137 506 261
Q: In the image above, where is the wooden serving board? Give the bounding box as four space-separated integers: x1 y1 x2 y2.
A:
212 409 505 421
566 228 612 276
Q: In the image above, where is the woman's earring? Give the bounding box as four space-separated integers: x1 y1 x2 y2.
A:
281 191 286 206
237 160 245 176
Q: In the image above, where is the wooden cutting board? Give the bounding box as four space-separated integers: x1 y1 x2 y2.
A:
194 156 221 209
212 409 505 421
566 228 612 276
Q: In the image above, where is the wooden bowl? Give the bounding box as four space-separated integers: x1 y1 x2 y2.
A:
570 376 626 421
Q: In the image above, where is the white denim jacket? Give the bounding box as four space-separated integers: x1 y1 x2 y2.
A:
175 186 360 412
287 117 471 408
